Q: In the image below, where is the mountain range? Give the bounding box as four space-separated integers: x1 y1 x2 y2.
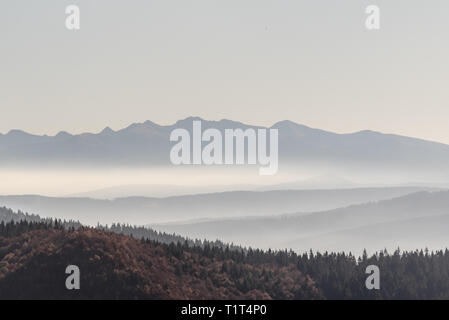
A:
2 117 449 176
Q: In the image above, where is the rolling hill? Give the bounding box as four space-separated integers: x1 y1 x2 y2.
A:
0 224 319 300
0 187 433 225
152 190 449 254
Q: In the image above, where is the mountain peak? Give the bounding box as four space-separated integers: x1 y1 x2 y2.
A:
143 120 158 127
55 131 72 138
354 130 380 135
175 116 204 125
100 127 115 135
121 120 160 133
271 120 331 136
6 129 30 136
271 120 312 129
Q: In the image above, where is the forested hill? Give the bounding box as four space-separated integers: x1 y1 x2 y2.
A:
0 206 235 250
0 221 320 299
2 219 449 299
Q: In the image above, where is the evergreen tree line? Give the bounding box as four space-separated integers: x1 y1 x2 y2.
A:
132 237 449 299
3 206 449 298
0 206 240 250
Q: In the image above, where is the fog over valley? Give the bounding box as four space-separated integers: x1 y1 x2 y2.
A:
1 118 449 254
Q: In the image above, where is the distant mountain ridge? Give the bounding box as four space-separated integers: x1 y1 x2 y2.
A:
153 190 449 254
0 187 434 226
2 117 449 173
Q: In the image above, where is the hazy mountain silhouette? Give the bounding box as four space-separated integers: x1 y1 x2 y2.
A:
0 187 432 226
2 117 449 174
152 190 449 254
68 175 357 199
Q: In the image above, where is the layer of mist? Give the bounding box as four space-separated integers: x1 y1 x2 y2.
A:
152 190 449 255
0 187 433 226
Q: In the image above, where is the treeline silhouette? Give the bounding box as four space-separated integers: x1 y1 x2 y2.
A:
0 206 240 250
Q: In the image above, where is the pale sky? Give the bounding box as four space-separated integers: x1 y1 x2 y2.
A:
1 0 448 143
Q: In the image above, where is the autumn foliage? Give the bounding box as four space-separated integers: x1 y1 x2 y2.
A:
0 224 319 300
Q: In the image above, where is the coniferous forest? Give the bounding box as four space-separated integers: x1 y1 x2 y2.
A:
1 206 449 300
